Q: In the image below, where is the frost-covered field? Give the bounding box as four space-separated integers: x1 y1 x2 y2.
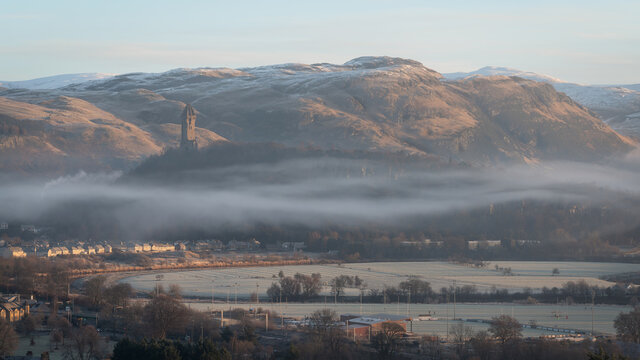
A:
183 302 630 336
121 261 638 298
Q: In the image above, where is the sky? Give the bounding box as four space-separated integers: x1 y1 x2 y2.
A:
1 0 639 84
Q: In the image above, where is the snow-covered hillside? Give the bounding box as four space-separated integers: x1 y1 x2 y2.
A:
0 73 116 90
444 68 640 138
444 66 564 83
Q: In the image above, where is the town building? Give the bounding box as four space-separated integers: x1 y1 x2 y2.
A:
1 247 27 258
151 243 174 252
341 313 409 340
47 247 70 257
468 240 502 250
0 296 30 322
129 244 143 253
281 242 306 251
20 225 37 233
70 246 85 255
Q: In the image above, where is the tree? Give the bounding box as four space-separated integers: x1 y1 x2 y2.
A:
330 275 353 298
0 319 18 356
84 276 107 307
168 284 182 299
177 339 231 360
112 338 181 360
266 283 281 302
399 277 432 302
104 283 134 308
48 315 72 345
552 268 560 276
279 276 301 300
470 330 494 360
309 309 343 355
614 307 640 343
488 315 522 343
450 323 474 359
239 317 256 342
372 322 404 359
143 294 190 338
587 346 630 360
16 315 37 336
63 325 104 360
296 273 322 299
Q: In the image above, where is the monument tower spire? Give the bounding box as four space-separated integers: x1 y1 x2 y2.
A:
180 104 198 150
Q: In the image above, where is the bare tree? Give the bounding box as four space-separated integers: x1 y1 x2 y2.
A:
614 307 640 343
168 284 182 299
63 325 104 360
372 322 405 359
450 323 474 359
143 294 189 338
309 309 343 355
296 273 322 298
488 315 522 343
84 276 107 307
104 283 133 308
0 319 18 357
470 330 494 360
48 316 72 346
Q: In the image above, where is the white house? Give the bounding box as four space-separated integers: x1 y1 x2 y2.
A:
1 247 27 258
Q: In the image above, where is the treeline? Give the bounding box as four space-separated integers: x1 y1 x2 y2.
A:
362 279 640 306
112 338 230 360
263 272 639 306
266 272 323 302
80 279 290 359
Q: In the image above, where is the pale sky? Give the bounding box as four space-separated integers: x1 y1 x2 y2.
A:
1 0 639 84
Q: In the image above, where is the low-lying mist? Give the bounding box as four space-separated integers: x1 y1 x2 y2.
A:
2 150 640 242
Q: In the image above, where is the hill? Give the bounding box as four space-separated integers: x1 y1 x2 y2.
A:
444 67 640 139
0 57 635 174
0 95 226 174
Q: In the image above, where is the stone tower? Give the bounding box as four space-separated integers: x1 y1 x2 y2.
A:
180 104 198 150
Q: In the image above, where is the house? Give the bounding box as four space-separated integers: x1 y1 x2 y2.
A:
227 240 246 251
175 243 187 251
20 225 37 233
142 243 152 252
151 243 174 252
129 244 143 253
210 240 225 251
85 246 96 255
103 244 112 253
0 297 29 322
1 247 27 258
228 239 261 251
282 242 306 251
341 314 408 339
94 245 105 254
511 240 542 248
468 240 502 250
0 222 8 230
70 246 85 255
46 247 70 257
